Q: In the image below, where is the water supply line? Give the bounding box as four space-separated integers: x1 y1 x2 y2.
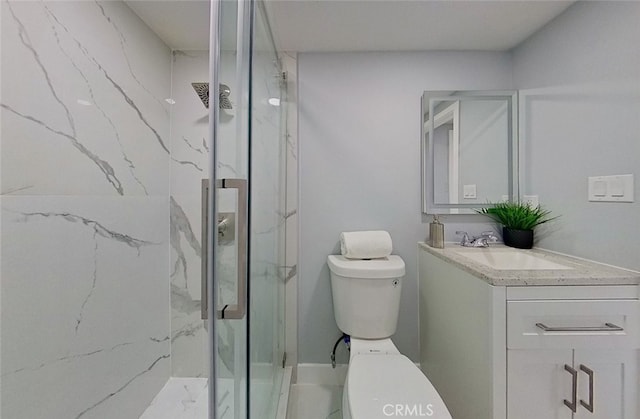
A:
330 333 350 368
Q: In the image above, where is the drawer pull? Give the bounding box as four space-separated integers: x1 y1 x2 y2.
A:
535 322 623 332
579 364 594 413
564 364 578 413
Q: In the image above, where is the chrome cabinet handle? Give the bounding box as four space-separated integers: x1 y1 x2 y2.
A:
579 364 594 413
215 178 248 320
536 322 623 332
564 364 578 413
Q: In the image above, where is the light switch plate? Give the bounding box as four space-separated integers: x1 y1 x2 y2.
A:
610 178 625 197
588 174 634 202
592 180 607 196
463 184 477 199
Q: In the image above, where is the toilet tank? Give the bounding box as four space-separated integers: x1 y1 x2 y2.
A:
327 255 405 339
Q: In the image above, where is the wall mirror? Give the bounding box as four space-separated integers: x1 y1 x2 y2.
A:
421 90 518 214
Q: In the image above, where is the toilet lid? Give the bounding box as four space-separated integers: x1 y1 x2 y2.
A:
347 354 452 419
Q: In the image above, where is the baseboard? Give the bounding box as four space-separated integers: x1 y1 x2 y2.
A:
295 363 348 386
294 360 421 387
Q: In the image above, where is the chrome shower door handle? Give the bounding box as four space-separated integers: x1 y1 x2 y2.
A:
201 178 248 320
215 178 248 320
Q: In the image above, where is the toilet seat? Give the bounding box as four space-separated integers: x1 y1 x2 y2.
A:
346 354 452 419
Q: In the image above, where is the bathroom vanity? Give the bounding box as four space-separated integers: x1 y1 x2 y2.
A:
417 243 640 419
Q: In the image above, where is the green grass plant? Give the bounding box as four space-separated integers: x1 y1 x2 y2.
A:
477 201 558 231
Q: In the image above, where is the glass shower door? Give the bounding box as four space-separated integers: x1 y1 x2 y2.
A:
208 2 248 418
208 1 285 418
248 3 286 418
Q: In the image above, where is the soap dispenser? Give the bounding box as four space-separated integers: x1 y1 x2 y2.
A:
429 215 445 248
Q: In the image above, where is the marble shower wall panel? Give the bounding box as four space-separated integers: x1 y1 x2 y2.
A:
0 1 171 196
169 51 211 200
169 50 209 377
0 197 171 419
1 1 173 418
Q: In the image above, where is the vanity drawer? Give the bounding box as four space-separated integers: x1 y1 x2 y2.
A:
507 299 639 349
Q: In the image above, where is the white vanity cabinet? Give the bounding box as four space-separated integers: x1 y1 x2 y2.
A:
417 244 640 419
508 348 637 419
506 294 639 419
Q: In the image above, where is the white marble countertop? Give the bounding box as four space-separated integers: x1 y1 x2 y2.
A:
419 242 640 287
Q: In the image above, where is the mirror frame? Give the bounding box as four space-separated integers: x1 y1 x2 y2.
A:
421 90 519 214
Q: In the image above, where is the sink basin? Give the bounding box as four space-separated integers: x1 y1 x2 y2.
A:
451 247 573 270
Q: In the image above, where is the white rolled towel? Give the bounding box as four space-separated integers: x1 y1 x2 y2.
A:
340 230 393 259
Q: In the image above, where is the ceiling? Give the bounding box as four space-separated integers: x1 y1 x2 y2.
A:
125 0 574 52
125 0 211 51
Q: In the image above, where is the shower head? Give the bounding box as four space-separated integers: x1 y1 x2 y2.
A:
219 84 232 110
191 82 232 110
191 82 209 108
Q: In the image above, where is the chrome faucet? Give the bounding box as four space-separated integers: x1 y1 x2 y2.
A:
456 231 499 248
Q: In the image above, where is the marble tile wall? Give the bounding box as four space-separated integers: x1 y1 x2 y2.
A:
1 1 172 418
168 50 210 379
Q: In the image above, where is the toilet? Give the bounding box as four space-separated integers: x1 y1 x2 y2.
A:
327 254 452 419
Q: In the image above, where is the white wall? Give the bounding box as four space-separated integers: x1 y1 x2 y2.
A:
298 51 513 363
513 1 640 271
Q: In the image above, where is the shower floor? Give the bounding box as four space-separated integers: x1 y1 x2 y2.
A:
141 372 289 419
140 377 234 419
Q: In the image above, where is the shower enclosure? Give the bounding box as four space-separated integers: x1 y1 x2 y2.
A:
0 0 287 418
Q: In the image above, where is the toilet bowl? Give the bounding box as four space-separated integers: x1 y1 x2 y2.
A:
342 338 452 419
327 255 452 419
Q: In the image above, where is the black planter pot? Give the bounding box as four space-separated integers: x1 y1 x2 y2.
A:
502 227 534 249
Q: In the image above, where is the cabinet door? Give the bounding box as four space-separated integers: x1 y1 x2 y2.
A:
508 350 574 419
574 349 638 419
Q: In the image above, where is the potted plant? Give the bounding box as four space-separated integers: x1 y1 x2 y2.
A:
476 201 558 249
